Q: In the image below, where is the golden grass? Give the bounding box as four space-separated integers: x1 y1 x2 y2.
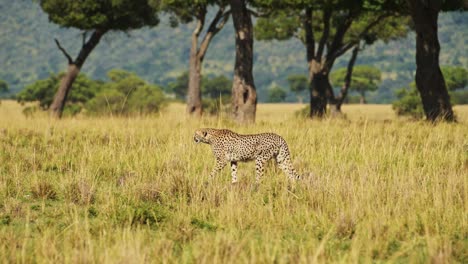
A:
0 100 467 263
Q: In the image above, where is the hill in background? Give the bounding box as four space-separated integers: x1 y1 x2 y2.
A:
0 0 467 103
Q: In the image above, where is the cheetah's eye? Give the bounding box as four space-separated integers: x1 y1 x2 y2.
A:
202 131 207 137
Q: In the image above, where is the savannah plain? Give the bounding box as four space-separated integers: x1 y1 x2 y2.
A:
0 101 467 263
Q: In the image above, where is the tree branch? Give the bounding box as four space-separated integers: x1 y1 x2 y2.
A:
303 7 315 62
335 45 359 106
358 13 390 38
327 10 356 61
193 6 207 38
332 13 390 59
247 8 271 18
198 7 230 62
317 9 331 59
82 32 87 47
334 42 356 58
54 38 73 64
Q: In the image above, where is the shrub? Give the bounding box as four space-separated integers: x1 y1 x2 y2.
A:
85 89 127 116
127 84 167 114
202 98 230 116
85 70 167 116
17 73 101 114
392 86 424 119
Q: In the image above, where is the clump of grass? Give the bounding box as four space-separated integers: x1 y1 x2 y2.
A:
64 180 95 205
31 181 57 200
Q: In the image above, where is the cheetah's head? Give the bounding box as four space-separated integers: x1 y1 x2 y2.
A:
193 128 216 144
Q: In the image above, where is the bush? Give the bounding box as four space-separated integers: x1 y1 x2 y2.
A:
392 86 424 119
127 84 167 114
17 73 101 113
451 90 468 105
16 69 168 116
85 70 167 116
268 86 287 102
202 98 230 116
85 89 127 115
295 105 310 118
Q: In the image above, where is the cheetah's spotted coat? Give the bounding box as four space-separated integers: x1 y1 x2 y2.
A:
193 128 301 183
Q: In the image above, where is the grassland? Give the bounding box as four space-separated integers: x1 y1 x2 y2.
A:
0 101 467 263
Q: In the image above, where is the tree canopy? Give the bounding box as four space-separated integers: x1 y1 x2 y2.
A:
268 86 287 103
441 66 468 91
330 65 381 95
40 0 160 31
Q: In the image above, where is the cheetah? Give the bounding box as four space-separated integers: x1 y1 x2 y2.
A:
193 128 301 183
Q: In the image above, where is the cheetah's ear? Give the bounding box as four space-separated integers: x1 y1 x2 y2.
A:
202 131 207 137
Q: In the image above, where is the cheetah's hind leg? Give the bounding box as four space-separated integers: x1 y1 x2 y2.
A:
230 161 238 184
255 158 267 184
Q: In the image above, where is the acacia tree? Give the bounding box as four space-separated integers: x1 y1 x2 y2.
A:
40 0 160 118
163 0 230 116
405 0 466 121
255 0 406 118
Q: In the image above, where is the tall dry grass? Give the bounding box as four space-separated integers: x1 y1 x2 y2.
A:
0 101 467 263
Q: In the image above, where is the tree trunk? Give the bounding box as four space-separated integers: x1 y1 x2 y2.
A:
359 93 366 104
50 29 106 118
333 46 359 113
309 60 329 118
186 16 204 116
49 64 80 118
230 0 256 123
187 54 203 116
408 0 454 121
186 7 230 116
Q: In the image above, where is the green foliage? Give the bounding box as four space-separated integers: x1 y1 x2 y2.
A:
161 0 228 26
16 73 101 111
451 90 468 104
287 74 308 93
85 70 167 116
168 71 232 102
393 66 468 118
127 84 167 114
0 80 8 94
85 89 126 115
202 74 231 100
202 98 230 115
268 86 287 103
441 66 468 91
330 65 382 95
295 105 310 118
255 11 299 41
392 84 424 119
202 75 231 115
16 70 167 116
40 0 160 30
1 3 467 103
167 72 189 100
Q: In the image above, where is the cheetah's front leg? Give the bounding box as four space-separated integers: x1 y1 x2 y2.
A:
209 158 226 179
